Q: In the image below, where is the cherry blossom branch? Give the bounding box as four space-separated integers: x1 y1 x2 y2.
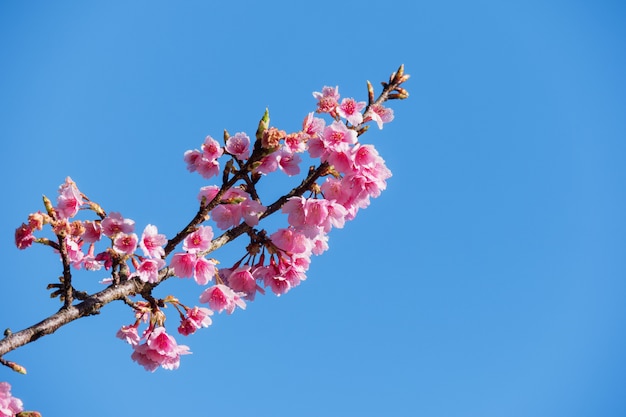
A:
2 66 409 378
0 157 330 358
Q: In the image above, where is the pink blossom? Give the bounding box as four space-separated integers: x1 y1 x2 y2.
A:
27 211 47 230
113 233 138 255
282 197 307 228
254 153 279 175
321 121 358 153
284 132 307 153
270 227 312 254
306 135 326 159
197 185 220 205
82 220 102 243
304 199 329 227
116 324 140 345
211 203 243 230
15 223 35 250
326 147 355 174
276 148 302 176
135 258 166 283
0 382 23 416
352 143 381 168
337 97 366 125
222 187 248 202
225 132 251 160
302 112 325 137
178 306 213 336
365 103 394 129
171 252 197 278
183 149 202 172
196 157 220 179
255 263 292 296
82 243 103 271
282 197 342 232
241 198 265 227
56 176 84 219
313 86 340 114
199 284 246 314
95 251 113 270
65 236 85 268
183 225 214 253
311 232 330 255
102 212 135 237
184 148 221 179
193 256 216 285
201 135 223 160
227 265 259 300
131 327 191 372
188 306 213 327
140 224 167 258
241 198 262 218
256 255 311 296
325 200 348 231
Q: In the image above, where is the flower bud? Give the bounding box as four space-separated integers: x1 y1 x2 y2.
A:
255 108 270 142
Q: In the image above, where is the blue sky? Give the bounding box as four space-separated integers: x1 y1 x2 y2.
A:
1 1 625 416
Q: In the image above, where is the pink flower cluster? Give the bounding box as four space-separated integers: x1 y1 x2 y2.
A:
183 135 224 179
0 382 23 416
170 225 217 285
177 84 393 303
14 176 170 287
313 85 394 129
197 186 266 230
117 325 190 372
178 306 213 336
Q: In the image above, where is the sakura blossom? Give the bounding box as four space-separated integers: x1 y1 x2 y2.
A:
184 141 221 179
135 258 166 283
0 382 23 416
197 185 220 204
65 237 85 268
241 198 265 227
227 265 259 300
56 176 84 219
337 97 366 125
82 220 102 243
270 227 313 254
113 233 138 255
364 103 394 129
201 135 224 160
14 223 34 250
275 147 302 176
313 85 340 114
131 327 190 372
82 243 102 271
178 306 213 336
101 212 135 237
211 203 243 230
116 324 140 346
182 225 214 253
193 256 216 285
140 224 167 258
170 252 197 278
225 132 251 160
302 112 325 137
199 284 246 314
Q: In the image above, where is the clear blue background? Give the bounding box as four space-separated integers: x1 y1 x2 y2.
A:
1 1 625 416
